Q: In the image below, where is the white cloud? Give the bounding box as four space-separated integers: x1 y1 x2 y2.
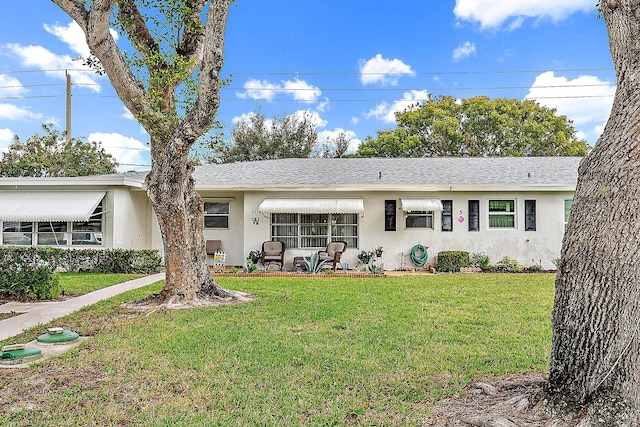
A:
292 109 327 128
43 21 118 56
236 78 322 103
454 0 594 29
4 43 102 92
359 54 415 86
452 41 477 62
525 71 615 144
364 90 430 123
44 21 91 57
0 74 26 98
232 109 327 131
318 128 361 154
88 132 150 171
0 103 44 121
0 128 14 154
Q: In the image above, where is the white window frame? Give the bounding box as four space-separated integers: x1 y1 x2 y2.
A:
271 213 358 249
0 201 105 247
488 199 516 229
564 199 573 225
404 211 434 230
203 201 230 229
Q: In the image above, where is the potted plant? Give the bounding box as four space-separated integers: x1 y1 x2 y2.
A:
374 246 384 257
246 250 261 265
357 250 374 265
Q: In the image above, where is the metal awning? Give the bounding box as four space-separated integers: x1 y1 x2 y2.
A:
0 191 106 222
259 198 365 214
400 198 443 212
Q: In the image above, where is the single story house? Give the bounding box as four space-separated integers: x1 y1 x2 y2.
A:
0 156 581 271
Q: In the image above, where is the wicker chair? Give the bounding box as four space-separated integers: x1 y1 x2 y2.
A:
318 241 347 269
261 240 285 270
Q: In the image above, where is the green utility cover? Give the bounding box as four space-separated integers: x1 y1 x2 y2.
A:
1 347 42 361
37 328 80 344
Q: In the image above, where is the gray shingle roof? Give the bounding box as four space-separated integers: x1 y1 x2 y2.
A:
193 157 581 190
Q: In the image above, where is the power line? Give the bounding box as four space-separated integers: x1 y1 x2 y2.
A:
2 67 615 76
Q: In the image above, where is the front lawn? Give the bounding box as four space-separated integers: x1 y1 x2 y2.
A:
0 273 555 426
58 273 145 297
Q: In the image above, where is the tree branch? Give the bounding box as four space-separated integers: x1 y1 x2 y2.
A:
176 0 208 58
180 0 230 140
115 0 163 64
51 0 89 28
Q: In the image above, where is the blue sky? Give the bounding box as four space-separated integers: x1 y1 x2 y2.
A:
0 1 616 170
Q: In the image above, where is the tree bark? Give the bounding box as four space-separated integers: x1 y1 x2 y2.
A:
52 0 237 305
146 138 232 304
546 0 640 422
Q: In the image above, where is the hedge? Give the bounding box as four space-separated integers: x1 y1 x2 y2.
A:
0 247 161 300
436 250 471 272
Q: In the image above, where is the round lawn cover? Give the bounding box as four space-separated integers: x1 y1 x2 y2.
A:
0 347 42 364
37 328 79 344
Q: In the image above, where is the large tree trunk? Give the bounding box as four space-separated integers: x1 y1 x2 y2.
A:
546 0 640 422
146 139 232 305
51 0 241 306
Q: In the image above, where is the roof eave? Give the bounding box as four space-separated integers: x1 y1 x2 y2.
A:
194 183 577 192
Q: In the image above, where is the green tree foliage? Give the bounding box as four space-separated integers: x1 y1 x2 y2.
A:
356 96 590 158
0 124 118 177
206 110 350 163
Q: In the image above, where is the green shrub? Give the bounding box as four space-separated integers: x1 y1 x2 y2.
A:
246 250 261 265
0 265 59 300
0 247 160 300
495 256 524 273
436 251 470 272
470 252 492 271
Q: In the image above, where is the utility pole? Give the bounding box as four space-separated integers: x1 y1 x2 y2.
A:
65 71 71 142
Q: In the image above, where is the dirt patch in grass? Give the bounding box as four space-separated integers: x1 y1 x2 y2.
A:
122 289 255 311
424 373 589 426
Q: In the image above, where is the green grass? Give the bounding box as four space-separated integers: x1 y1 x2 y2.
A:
0 273 555 426
58 273 145 296
0 311 21 321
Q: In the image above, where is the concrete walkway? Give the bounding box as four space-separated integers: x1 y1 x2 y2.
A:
0 273 165 342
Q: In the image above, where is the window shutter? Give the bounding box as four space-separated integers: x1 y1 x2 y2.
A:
441 200 453 232
468 200 480 232
384 200 396 231
525 200 536 231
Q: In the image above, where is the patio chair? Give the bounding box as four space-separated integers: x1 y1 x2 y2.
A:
261 240 285 270
318 241 347 269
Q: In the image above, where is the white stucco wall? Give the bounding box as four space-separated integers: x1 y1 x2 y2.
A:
98 187 571 271
229 190 572 271
109 188 155 250
199 192 245 267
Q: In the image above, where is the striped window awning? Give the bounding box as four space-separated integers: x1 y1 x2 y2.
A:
259 198 364 214
0 191 106 222
400 198 443 212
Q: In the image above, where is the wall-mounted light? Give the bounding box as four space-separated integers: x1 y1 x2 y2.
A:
250 210 264 225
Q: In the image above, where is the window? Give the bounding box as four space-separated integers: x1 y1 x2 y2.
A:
441 200 453 232
524 200 536 231
564 199 573 224
37 221 68 245
384 200 396 231
468 200 480 231
405 211 434 229
1 201 104 247
203 202 229 229
489 200 515 228
271 213 358 248
72 217 103 246
2 222 33 245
